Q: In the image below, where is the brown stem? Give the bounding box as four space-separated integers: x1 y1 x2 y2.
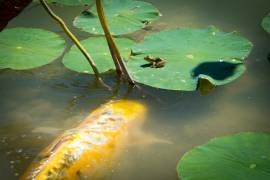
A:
95 0 135 85
39 0 104 84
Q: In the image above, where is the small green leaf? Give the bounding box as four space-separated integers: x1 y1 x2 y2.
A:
62 37 135 74
262 13 270 34
47 0 94 6
0 28 65 70
127 27 252 91
177 132 270 180
73 0 161 35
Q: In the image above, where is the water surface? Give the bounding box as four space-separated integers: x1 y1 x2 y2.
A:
0 0 270 179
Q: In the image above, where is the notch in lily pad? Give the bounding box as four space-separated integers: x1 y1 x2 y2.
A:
0 28 65 70
73 0 161 36
177 132 270 180
127 27 252 91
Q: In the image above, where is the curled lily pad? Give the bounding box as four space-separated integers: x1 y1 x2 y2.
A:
73 0 161 35
177 132 270 180
0 28 65 70
62 37 134 74
262 13 270 33
127 27 252 91
47 0 94 6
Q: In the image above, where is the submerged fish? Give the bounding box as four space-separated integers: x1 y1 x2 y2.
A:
21 100 146 180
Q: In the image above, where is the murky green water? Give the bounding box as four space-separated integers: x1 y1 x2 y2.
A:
0 0 270 179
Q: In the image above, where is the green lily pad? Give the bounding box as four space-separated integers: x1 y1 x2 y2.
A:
127 27 252 91
62 37 134 74
177 132 270 180
0 28 65 70
73 0 161 36
47 0 94 6
262 13 270 33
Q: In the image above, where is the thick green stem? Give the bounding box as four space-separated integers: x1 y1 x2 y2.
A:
96 0 135 85
39 0 103 83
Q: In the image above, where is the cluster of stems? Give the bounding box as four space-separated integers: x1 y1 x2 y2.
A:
95 0 135 85
39 0 135 87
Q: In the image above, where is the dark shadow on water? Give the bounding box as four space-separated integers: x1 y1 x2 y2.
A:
141 63 152 68
192 61 242 80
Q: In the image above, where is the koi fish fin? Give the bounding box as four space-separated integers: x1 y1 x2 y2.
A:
127 128 173 146
31 127 62 135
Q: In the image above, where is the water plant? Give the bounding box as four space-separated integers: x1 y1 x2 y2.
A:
0 28 65 70
1 0 268 179
0 0 253 93
262 13 270 34
177 132 270 180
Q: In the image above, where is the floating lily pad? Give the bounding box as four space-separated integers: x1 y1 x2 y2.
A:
127 27 252 91
47 0 94 6
177 132 270 180
0 28 65 70
73 0 161 35
262 13 270 33
62 37 134 74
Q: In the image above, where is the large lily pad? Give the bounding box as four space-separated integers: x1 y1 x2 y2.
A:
73 0 161 36
177 132 270 180
0 28 65 70
62 37 134 74
47 0 94 6
127 27 252 91
262 13 270 33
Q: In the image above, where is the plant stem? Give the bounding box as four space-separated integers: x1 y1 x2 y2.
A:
39 0 103 84
96 0 135 85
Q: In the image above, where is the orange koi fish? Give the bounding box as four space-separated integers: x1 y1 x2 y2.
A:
21 100 146 180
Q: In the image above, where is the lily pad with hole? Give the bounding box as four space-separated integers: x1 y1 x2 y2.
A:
62 37 134 74
0 28 65 70
73 0 161 36
262 13 270 33
177 132 270 180
47 0 94 6
127 27 252 91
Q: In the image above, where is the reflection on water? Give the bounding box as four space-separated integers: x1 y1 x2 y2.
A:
0 0 270 179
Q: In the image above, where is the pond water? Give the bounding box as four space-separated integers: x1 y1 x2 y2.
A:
0 0 270 179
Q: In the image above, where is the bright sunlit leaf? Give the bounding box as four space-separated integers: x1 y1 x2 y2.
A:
0 28 65 70
177 132 270 180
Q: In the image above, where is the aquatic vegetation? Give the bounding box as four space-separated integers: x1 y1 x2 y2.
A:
0 1 267 179
63 37 134 74
127 27 252 91
0 0 253 92
262 13 270 34
73 0 161 35
177 132 270 180
21 100 147 179
0 28 65 70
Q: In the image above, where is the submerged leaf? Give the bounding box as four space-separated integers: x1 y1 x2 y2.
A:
127 27 252 91
73 0 161 35
62 37 134 74
177 132 270 180
47 0 94 6
0 28 65 70
262 13 270 33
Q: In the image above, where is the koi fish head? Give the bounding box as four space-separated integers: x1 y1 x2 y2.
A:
109 100 147 122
